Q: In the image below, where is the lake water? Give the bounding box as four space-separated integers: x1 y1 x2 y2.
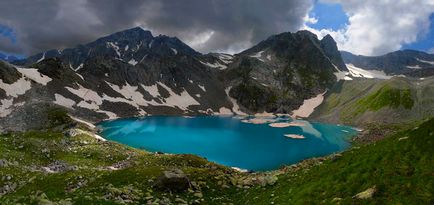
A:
98 116 358 171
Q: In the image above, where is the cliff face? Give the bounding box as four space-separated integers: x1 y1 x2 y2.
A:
1 28 346 130
225 31 344 113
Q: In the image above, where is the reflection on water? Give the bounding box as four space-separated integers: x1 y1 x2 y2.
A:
98 116 358 171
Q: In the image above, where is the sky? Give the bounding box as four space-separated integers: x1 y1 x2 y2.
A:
0 0 433 58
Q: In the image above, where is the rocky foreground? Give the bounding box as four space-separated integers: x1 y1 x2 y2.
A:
0 108 433 204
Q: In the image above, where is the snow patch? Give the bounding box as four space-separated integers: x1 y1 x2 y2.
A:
106 82 151 107
198 84 206 92
157 82 200 110
407 65 421 69
284 134 305 139
200 60 227 70
124 45 129 51
346 64 392 79
334 70 353 81
417 58 434 65
77 101 99 110
37 52 45 63
128 59 138 66
75 63 84 71
266 54 272 61
216 107 233 115
171 48 178 55
250 51 265 62
225 87 247 115
53 94 76 108
16 68 52 85
66 85 103 105
76 73 84 80
139 54 148 63
107 42 121 57
332 64 352 81
0 77 32 97
141 84 160 98
64 83 142 120
292 91 326 118
217 53 234 64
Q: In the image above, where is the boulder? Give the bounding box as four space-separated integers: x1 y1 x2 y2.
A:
0 159 8 167
154 169 190 192
43 160 77 173
353 186 376 199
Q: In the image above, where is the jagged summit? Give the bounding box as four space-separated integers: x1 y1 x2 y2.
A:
320 34 347 71
13 27 200 68
223 30 346 113
239 30 347 72
2 27 350 126
91 26 153 46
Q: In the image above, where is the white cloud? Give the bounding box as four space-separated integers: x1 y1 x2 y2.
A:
303 0 434 56
429 47 434 54
183 30 215 51
303 14 318 24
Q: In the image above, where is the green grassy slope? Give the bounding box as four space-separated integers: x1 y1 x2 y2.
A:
228 118 434 204
1 113 433 204
311 77 434 127
0 130 244 204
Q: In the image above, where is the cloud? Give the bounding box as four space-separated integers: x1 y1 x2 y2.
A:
0 0 314 55
304 0 434 56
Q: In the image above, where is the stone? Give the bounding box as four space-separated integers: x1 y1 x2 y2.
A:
43 160 77 173
398 136 409 141
154 169 190 192
332 197 342 202
353 186 376 199
64 129 80 137
0 159 8 167
193 192 203 198
175 198 187 204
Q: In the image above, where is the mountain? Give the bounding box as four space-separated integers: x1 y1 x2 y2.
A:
222 31 346 113
13 27 200 68
310 76 434 126
1 28 346 131
0 52 19 62
341 50 434 77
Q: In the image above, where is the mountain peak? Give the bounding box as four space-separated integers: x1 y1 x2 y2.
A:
13 27 202 66
320 34 347 71
95 27 153 44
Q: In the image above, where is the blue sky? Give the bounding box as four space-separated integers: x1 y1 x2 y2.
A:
0 25 16 43
402 14 434 52
0 24 24 58
307 2 348 31
306 1 434 54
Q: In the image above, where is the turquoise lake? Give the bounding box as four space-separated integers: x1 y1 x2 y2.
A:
98 116 358 171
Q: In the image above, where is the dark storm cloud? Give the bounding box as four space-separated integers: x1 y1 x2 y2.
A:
0 0 313 55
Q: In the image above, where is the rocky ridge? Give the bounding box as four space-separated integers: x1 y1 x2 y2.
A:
0 27 347 130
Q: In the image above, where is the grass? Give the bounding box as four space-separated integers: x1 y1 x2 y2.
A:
354 85 414 112
228 118 434 204
1 117 433 204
